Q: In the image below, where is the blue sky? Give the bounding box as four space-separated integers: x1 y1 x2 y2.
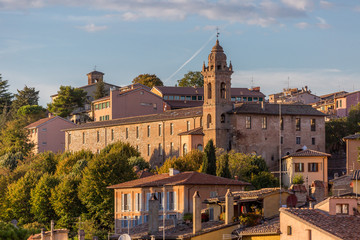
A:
1 0 360 106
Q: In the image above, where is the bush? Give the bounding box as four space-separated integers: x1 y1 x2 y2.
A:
292 174 304 184
239 213 262 227
201 212 209 222
183 213 192 222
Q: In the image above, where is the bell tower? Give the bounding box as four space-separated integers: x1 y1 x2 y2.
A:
202 39 233 150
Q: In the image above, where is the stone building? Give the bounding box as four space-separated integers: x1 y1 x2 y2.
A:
64 40 326 169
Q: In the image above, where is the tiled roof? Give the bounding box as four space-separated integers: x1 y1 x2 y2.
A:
343 133 360 140
64 107 203 131
166 100 204 109
92 96 110 103
231 102 326 116
320 91 347 100
107 171 250 189
178 127 204 136
238 218 280 236
231 88 265 97
25 116 56 129
281 208 360 240
283 149 331 158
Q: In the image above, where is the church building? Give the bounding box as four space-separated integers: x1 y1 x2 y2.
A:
64 40 325 170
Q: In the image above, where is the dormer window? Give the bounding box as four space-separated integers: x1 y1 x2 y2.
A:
336 204 349 215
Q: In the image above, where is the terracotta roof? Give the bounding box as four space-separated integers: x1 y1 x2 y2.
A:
231 102 326 116
108 171 250 189
231 88 265 97
280 208 360 240
283 149 331 158
178 127 204 136
64 107 203 131
87 70 104 75
343 133 360 140
25 116 56 129
238 218 280 236
166 100 204 109
320 91 347 100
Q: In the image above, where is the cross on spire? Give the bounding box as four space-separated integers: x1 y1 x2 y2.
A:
93 65 97 71
216 27 220 39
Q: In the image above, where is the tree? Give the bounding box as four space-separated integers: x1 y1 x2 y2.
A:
157 150 204 174
177 71 204 87
0 152 24 171
200 140 216 175
47 86 87 118
292 174 304 184
94 81 106 100
132 74 163 88
128 156 150 171
0 220 34 240
30 173 59 224
78 142 138 231
347 103 360 134
11 86 39 112
17 105 46 123
216 153 231 178
250 171 279 189
0 74 12 115
55 150 93 176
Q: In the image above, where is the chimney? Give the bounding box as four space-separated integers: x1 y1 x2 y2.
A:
169 168 180 176
48 112 53 118
148 193 159 234
225 189 234 225
193 191 201 234
50 220 55 240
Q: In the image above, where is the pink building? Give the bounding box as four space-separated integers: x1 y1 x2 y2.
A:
92 84 167 121
25 116 77 154
335 90 360 117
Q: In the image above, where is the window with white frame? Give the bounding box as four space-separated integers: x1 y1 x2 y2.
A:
167 191 177 211
146 193 151 211
135 193 142 212
156 192 164 210
121 193 131 212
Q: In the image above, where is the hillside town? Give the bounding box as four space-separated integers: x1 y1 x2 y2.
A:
0 37 359 240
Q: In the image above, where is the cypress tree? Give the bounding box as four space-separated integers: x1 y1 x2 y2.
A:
201 139 216 175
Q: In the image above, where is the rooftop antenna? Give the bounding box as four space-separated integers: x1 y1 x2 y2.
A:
93 65 97 71
216 27 220 39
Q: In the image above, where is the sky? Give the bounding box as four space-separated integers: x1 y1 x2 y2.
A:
1 0 360 107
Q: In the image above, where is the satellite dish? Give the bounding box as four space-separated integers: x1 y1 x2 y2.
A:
119 234 131 240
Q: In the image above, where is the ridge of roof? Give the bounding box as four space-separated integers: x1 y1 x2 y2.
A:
178 127 204 136
283 149 331 158
343 133 360 140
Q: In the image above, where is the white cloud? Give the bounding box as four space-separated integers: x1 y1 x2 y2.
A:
316 16 330 29
319 1 333 9
295 22 309 29
281 0 314 11
77 23 108 32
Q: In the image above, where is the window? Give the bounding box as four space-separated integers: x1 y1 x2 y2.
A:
159 143 163 156
102 103 105 109
174 96 179 100
180 96 185 100
192 96 197 101
200 116 202 127
253 97 258 101
287 226 292 235
186 96 191 100
280 117 284 130
295 163 304 172
207 114 211 129
246 116 251 129
147 144 151 156
221 114 225 123
296 118 301 131
121 194 131 211
42 142 47 145
210 191 217 198
312 137 315 145
259 97 263 101
159 124 162 136
262 117 267 129
170 123 173 135
42 128 47 132
82 132 85 144
187 121 190 131
97 131 100 142
281 136 283 144
170 142 174 155
68 133 71 144
156 192 164 210
197 144 203 151
183 143 187 156
248 97 252 102
198 96 203 101
220 82 226 99
308 163 319 172
106 102 110 108
135 193 142 212
207 83 212 99
296 136 301 144
147 125 150 137
111 129 114 141
167 191 177 210
136 126 139 139
95 104 99 110
169 95 174 100
146 193 151 211
125 128 129 139
336 204 349 215
311 119 316 131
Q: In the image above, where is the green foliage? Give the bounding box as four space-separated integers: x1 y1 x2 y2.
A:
30 174 59 224
216 152 231 178
177 71 204 87
157 150 204 174
11 86 39 112
292 174 304 184
347 103 360 134
0 74 13 115
47 86 87 118
183 213 192 222
0 152 24 171
50 174 84 229
238 213 262 227
0 220 34 240
17 105 46 122
55 150 93 176
128 156 150 171
132 74 163 88
250 171 279 189
94 81 106 100
200 140 216 175
78 142 138 231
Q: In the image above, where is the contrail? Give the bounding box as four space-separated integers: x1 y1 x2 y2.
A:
164 33 217 84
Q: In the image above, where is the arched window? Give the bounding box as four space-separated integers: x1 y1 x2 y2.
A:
207 83 212 99
183 143 187 156
220 82 226 99
221 114 225 123
197 144 203 151
207 114 211 129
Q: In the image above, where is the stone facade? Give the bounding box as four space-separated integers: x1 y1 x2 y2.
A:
64 40 326 169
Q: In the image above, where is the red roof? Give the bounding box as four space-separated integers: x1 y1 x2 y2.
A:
283 149 331 158
108 171 250 189
25 116 56 129
178 127 204 136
